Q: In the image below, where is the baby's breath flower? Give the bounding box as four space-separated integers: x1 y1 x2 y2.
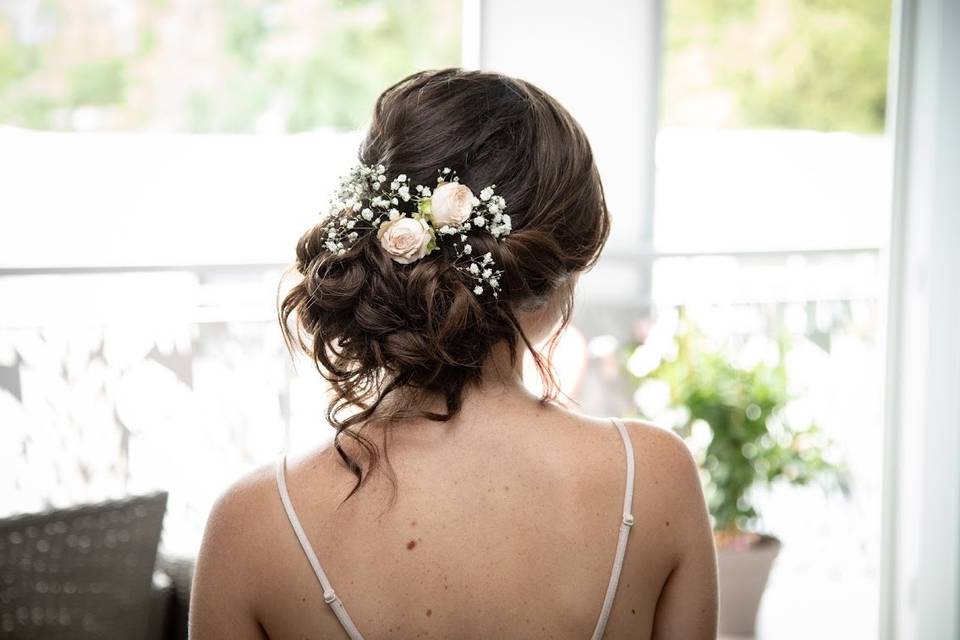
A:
322 162 510 298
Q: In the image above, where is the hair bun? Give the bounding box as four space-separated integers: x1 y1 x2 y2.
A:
279 68 610 500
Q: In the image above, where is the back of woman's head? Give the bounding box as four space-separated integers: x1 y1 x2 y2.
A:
280 68 610 495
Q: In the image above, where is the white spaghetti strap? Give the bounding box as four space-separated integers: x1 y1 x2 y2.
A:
275 456 366 640
590 418 637 640
275 420 635 640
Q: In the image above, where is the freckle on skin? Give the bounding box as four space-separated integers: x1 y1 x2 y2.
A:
426 608 432 617
410 520 416 527
407 540 416 550
503 485 509 491
631 609 636 615
666 520 670 526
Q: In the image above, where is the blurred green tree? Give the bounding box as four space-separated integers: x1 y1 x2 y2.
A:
663 0 891 132
0 0 460 133
0 0 891 134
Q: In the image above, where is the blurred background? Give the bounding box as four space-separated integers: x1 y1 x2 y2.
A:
0 1 957 639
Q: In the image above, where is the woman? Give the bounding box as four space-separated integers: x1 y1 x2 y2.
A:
190 68 717 639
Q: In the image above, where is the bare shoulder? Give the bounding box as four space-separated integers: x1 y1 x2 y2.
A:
194 460 285 592
616 419 718 637
618 418 706 520
199 446 347 549
549 409 703 516
190 460 284 638
620 418 699 481
204 461 280 542
558 409 698 484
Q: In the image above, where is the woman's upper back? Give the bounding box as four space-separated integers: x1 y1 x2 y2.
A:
190 402 718 639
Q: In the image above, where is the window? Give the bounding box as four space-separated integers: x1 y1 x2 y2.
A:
646 1 892 636
0 0 461 555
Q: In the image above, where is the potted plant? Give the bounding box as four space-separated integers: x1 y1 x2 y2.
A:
623 308 848 636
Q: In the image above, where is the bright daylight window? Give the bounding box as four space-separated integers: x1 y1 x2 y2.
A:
635 0 891 637
0 0 461 555
1 2 897 637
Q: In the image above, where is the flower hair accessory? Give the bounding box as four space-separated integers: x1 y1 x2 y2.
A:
321 164 511 297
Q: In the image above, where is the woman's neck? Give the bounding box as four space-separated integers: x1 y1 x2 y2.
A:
365 340 543 425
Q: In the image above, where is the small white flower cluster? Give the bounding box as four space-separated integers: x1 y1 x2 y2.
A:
323 164 403 254
454 244 503 298
318 163 511 297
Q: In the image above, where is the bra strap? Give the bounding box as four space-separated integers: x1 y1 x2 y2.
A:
590 418 637 640
275 456 366 640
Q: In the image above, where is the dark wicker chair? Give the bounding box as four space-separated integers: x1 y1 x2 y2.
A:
153 555 193 640
0 492 168 640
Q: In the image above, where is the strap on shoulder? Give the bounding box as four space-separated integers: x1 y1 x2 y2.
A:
612 418 636 526
590 418 637 640
275 456 366 640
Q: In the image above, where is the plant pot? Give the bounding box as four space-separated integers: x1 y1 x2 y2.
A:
717 534 781 637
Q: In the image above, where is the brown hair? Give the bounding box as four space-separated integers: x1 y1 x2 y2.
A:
279 68 610 498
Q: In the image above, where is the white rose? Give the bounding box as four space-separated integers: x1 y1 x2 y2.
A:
429 182 475 226
377 216 433 264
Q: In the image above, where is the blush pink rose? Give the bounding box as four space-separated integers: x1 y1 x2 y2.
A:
376 216 433 264
429 182 475 226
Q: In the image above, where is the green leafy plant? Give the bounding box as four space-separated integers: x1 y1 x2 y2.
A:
625 309 849 540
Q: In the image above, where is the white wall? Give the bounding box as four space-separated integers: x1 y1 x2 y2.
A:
881 0 960 637
466 0 662 307
0 129 360 269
